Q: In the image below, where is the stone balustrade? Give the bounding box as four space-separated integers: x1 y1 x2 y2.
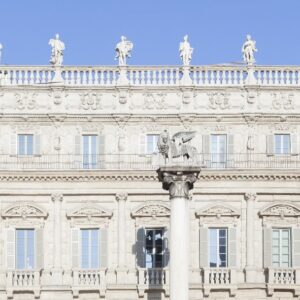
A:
138 268 169 286
1 65 300 87
267 268 298 284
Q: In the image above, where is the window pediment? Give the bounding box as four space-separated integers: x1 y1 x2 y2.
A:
67 205 113 219
196 203 240 218
259 203 300 218
131 202 170 218
2 203 47 219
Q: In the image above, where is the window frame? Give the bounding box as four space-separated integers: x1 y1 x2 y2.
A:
210 134 227 167
274 134 291 155
17 134 34 156
209 227 228 268
146 134 160 155
272 227 292 268
82 134 98 169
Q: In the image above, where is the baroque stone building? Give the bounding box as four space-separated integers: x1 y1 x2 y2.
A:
0 49 300 299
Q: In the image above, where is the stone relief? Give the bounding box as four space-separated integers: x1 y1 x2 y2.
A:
67 205 113 219
259 203 300 217
132 203 170 218
242 90 260 104
49 88 68 105
80 92 102 110
268 123 296 133
15 92 37 110
272 92 294 110
143 92 167 109
2 203 48 219
207 92 230 110
196 204 240 217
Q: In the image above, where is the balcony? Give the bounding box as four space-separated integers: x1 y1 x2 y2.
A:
0 153 299 171
1 65 300 87
266 268 300 296
202 268 237 296
6 270 41 298
137 268 169 297
72 269 107 298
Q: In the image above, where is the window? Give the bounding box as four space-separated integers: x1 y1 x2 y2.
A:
272 228 291 268
83 135 97 169
275 134 290 155
209 228 228 267
18 134 33 155
16 229 35 269
146 134 159 154
211 134 227 167
145 228 166 268
81 229 99 269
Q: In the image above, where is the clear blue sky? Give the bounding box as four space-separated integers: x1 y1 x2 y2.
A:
1 0 300 66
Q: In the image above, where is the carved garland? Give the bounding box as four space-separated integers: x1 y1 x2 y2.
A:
67 205 113 220
131 202 170 218
2 203 48 220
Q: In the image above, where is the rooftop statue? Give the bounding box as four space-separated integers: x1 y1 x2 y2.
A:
49 34 65 66
179 35 193 66
242 34 257 65
115 36 133 66
157 130 197 163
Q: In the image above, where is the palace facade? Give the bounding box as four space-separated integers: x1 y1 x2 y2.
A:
0 62 299 300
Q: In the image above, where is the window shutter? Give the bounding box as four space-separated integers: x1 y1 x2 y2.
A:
291 134 298 155
34 134 41 155
136 227 145 268
71 228 79 269
266 135 274 156
293 228 300 267
100 228 108 268
35 228 44 269
228 228 237 267
263 227 272 268
199 227 208 268
98 134 105 169
74 135 81 155
227 134 234 167
202 135 210 167
139 135 146 154
163 227 170 267
7 228 15 269
10 134 16 155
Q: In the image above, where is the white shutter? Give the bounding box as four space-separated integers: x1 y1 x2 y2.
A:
263 228 272 268
136 227 146 268
163 227 170 267
98 134 105 168
291 134 298 155
199 227 208 268
202 135 210 167
34 134 41 155
10 134 16 156
293 228 300 267
227 134 234 167
71 228 79 268
266 135 274 156
74 135 81 155
228 228 237 267
139 135 146 154
100 228 108 268
7 228 15 269
35 228 44 269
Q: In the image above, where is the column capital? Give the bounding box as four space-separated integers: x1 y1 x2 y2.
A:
116 192 128 202
51 193 63 202
157 166 200 200
244 192 257 202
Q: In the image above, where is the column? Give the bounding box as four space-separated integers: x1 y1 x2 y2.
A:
244 192 257 282
116 193 128 283
158 166 200 300
51 193 63 285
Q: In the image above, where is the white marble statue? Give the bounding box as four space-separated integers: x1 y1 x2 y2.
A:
242 34 257 65
179 35 193 66
0 43 3 64
49 34 65 66
115 36 133 66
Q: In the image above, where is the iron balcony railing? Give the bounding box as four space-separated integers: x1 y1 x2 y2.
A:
0 153 298 170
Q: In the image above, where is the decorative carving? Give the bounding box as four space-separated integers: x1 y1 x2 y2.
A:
49 88 68 105
15 93 37 110
116 193 128 201
143 93 167 109
2 203 47 219
207 92 230 110
181 90 194 104
244 192 257 202
196 204 240 218
259 203 300 218
268 123 296 133
272 92 294 110
67 205 113 219
132 202 170 218
51 193 63 202
242 90 260 104
80 92 102 110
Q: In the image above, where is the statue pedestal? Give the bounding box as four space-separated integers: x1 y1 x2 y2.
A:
157 166 201 300
52 66 64 83
245 65 256 85
180 66 192 85
117 66 129 85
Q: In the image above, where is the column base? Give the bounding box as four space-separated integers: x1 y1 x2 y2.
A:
245 266 257 283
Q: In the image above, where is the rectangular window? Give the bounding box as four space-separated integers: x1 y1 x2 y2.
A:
16 229 35 269
211 134 227 168
275 134 290 155
18 134 33 156
272 228 291 268
146 134 159 154
83 135 97 169
145 228 166 268
209 228 228 268
81 229 99 269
